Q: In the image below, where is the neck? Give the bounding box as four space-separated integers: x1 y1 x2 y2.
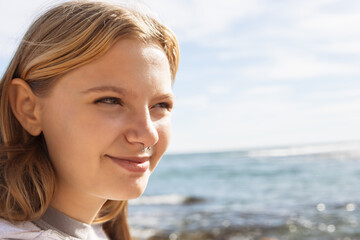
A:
50 182 107 224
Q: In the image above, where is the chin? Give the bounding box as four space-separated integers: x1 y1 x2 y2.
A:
108 180 149 201
106 190 145 201
127 191 145 200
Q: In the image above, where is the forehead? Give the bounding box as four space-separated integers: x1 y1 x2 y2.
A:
54 39 172 94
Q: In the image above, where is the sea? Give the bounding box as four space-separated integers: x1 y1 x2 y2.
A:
128 141 360 240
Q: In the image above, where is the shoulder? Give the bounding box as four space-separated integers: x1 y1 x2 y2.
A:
0 218 62 240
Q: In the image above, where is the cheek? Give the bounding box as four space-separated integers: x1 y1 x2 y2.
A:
158 116 172 146
42 103 132 165
42 110 84 172
41 102 103 163
153 117 172 165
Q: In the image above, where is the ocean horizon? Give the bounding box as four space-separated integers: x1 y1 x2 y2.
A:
128 140 360 240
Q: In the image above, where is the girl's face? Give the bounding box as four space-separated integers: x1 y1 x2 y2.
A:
38 39 173 202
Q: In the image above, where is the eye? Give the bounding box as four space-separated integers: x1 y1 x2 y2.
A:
94 97 123 106
152 102 173 111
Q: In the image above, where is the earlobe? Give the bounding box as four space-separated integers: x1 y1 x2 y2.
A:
8 78 42 136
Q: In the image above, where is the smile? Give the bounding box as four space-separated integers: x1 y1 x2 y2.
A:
106 155 150 173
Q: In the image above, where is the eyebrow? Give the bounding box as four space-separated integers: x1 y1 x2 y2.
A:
155 93 175 101
81 86 127 95
82 85 174 100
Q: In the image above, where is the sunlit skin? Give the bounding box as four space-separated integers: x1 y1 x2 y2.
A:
35 39 173 224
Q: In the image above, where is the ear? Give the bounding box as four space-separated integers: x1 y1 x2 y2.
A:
8 78 42 136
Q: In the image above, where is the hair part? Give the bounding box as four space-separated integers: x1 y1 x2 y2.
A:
0 1 179 239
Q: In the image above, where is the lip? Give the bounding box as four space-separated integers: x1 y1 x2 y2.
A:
106 155 150 173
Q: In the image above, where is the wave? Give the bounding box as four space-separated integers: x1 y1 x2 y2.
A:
246 141 360 158
129 194 205 206
131 223 353 240
130 206 360 240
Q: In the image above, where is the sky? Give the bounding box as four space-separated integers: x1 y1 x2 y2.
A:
1 0 360 153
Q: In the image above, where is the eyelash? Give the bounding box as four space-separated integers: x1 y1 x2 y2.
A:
153 102 173 111
95 97 123 106
94 97 173 111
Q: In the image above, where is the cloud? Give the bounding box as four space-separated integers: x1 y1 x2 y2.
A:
170 94 360 152
240 53 360 80
244 86 290 96
0 0 70 58
315 100 360 115
167 0 360 86
207 85 230 95
174 95 209 110
307 89 360 100
145 0 263 41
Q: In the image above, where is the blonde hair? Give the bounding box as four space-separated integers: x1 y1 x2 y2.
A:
0 1 179 239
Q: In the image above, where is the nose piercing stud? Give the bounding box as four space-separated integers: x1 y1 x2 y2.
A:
141 145 151 152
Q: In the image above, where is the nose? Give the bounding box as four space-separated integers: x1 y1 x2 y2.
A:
125 108 159 149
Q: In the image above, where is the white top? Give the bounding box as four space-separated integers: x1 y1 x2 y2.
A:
0 208 108 240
